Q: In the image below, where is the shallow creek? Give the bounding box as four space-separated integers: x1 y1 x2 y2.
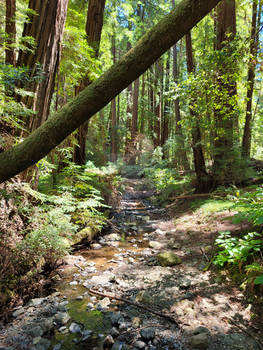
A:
51 180 166 349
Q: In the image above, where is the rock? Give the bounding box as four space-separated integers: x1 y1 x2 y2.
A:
33 338 51 350
82 330 93 341
105 233 122 241
76 295 83 300
119 322 130 331
134 340 146 349
90 243 102 250
12 307 24 318
140 327 155 340
189 333 209 349
178 278 191 289
135 291 152 304
28 326 44 338
54 312 70 325
103 335 114 348
83 272 116 288
157 251 182 267
110 312 124 326
70 226 97 245
193 327 210 335
69 280 78 286
149 241 164 250
69 322 82 334
112 340 125 350
53 345 62 350
87 302 94 309
110 327 120 337
29 298 46 307
132 317 141 327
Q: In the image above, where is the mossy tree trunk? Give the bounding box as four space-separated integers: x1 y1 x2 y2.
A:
0 0 222 184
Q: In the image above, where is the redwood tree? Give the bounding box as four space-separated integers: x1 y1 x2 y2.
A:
5 0 16 66
0 0 222 184
73 0 106 165
17 0 69 132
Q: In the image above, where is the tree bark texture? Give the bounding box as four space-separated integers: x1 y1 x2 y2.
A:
17 0 68 132
0 0 222 183
212 0 237 185
73 0 106 165
173 42 190 170
5 0 16 66
241 0 261 158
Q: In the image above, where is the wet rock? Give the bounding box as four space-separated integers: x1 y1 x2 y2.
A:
82 330 93 341
140 327 156 340
149 241 164 250
134 340 146 349
189 333 209 349
157 251 182 267
54 312 70 325
69 322 82 334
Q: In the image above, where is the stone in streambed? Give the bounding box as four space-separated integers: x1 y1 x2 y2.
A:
189 333 209 349
149 241 164 250
157 251 182 267
140 327 155 340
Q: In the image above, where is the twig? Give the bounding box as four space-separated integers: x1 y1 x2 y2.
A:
223 317 263 350
200 247 209 262
88 288 180 328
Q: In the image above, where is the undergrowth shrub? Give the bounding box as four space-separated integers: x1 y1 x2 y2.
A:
213 185 263 288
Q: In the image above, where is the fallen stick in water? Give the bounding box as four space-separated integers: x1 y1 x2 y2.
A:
88 288 180 328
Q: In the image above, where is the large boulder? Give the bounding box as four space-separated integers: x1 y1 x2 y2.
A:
157 251 182 267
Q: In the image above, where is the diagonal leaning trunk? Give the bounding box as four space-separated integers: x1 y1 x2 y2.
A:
0 0 222 183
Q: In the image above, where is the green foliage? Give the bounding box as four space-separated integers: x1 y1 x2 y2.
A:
18 208 76 267
214 231 262 267
231 186 263 226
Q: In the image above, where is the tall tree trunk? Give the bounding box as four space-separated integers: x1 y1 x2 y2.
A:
186 32 210 192
173 41 190 170
17 0 68 132
0 0 222 183
212 0 237 185
5 0 16 66
110 33 118 162
241 0 261 158
153 59 162 148
73 0 106 165
161 50 171 158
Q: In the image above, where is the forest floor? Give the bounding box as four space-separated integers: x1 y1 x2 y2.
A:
1 177 263 350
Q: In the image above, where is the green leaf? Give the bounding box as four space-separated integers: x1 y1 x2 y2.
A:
254 275 263 285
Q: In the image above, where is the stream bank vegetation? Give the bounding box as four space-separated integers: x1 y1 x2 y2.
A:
1 0 263 321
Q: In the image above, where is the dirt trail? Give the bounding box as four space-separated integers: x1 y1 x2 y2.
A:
1 178 263 350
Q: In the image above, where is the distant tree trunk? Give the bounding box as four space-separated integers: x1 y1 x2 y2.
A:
140 73 145 133
99 109 107 164
241 0 261 158
73 0 106 165
212 0 237 185
0 0 223 184
186 32 210 192
153 59 162 148
110 33 118 163
5 0 16 66
161 50 170 158
17 0 68 132
173 41 190 170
